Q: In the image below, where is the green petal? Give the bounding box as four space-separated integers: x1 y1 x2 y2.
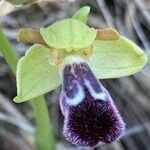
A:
90 36 148 79
14 44 61 103
40 18 96 50
72 6 90 23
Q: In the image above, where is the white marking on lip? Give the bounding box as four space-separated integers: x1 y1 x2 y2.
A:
84 79 107 101
65 83 85 106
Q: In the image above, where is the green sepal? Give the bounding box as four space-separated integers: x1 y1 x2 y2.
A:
14 44 61 103
72 6 90 23
89 36 148 79
40 18 96 50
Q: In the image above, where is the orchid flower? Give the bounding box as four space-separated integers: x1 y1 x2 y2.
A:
14 7 147 147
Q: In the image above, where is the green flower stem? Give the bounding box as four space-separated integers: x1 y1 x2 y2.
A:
0 28 18 74
0 27 55 150
30 96 55 150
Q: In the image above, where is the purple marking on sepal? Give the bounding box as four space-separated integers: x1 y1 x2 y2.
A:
60 62 125 147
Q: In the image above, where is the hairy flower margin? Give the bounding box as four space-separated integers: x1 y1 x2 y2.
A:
60 56 125 147
14 6 147 147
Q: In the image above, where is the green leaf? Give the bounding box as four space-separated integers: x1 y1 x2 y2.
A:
72 6 90 23
14 44 61 103
40 18 96 50
89 36 147 79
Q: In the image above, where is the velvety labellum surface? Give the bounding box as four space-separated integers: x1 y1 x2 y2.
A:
60 62 125 147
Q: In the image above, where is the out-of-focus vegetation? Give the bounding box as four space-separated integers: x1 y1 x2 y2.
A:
0 0 150 150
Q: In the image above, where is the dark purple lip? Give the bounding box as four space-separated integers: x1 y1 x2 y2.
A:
60 62 125 147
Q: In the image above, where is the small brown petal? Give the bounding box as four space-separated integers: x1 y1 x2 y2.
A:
96 28 120 41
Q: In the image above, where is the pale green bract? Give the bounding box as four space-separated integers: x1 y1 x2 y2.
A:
14 44 61 103
40 19 97 50
72 6 90 23
89 36 147 79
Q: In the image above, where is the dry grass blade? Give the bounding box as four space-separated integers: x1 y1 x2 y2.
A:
0 93 34 132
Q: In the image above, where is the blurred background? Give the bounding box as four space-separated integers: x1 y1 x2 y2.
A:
0 0 150 150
